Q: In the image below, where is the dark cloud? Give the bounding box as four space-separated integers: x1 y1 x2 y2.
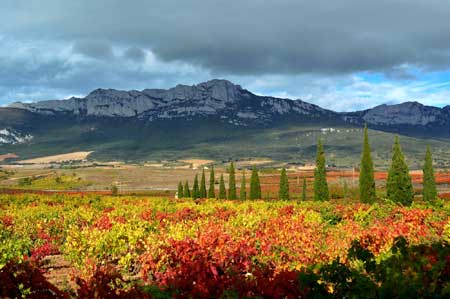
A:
2 0 450 75
72 40 114 60
124 47 146 63
1 0 450 110
0 36 211 105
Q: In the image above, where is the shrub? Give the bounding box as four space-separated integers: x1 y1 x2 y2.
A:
0 259 67 299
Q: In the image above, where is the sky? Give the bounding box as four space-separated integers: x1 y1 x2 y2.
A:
1 0 450 112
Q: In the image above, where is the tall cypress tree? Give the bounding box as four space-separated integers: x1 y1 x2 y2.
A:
302 177 307 201
219 174 227 199
177 181 184 198
343 180 349 200
359 124 376 203
208 166 216 198
278 168 290 200
250 166 261 200
200 169 207 198
240 170 247 200
228 162 237 199
314 139 329 201
387 136 414 206
422 145 437 202
183 181 191 198
192 174 200 199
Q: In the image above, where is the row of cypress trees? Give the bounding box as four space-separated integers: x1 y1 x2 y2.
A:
259 124 437 204
358 124 437 205
315 124 437 205
178 125 438 205
177 163 301 201
177 163 262 200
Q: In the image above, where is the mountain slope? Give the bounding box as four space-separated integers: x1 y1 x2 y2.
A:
8 79 338 126
342 102 450 137
9 79 450 133
1 79 450 166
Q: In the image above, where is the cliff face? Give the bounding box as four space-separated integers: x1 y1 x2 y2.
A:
8 79 335 125
342 101 449 127
2 79 450 162
5 79 450 134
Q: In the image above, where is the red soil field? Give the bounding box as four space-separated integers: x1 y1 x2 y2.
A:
0 153 18 162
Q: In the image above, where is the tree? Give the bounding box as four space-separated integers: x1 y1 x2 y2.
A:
422 145 437 202
278 168 290 200
228 162 237 199
343 180 349 200
314 139 329 201
208 166 216 198
240 170 247 200
177 181 184 198
359 124 376 203
249 166 261 200
219 174 227 199
200 169 207 198
192 174 200 199
302 177 307 201
386 136 414 206
184 180 191 198
111 185 118 196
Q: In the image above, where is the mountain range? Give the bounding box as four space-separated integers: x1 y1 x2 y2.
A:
1 79 450 167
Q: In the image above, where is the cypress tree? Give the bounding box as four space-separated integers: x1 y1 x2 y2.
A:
200 169 207 198
208 166 216 198
314 139 329 201
219 174 227 199
228 162 237 199
386 136 414 206
111 185 118 196
278 168 290 200
192 174 200 199
422 145 437 202
177 181 184 198
302 177 307 201
249 166 261 200
359 124 376 203
183 181 191 198
343 180 349 200
240 170 247 200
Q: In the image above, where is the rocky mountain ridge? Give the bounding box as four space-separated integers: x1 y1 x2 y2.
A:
7 79 450 129
1 79 450 163
9 80 334 126
342 101 450 127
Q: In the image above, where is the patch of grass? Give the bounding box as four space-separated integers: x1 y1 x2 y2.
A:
13 174 92 190
0 170 9 181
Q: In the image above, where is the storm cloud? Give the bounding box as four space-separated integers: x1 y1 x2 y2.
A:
1 0 450 110
3 0 450 74
72 40 114 60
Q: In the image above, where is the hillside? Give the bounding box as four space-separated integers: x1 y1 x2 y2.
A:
1 79 450 167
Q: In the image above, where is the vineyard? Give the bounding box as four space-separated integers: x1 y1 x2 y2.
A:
1 193 450 298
